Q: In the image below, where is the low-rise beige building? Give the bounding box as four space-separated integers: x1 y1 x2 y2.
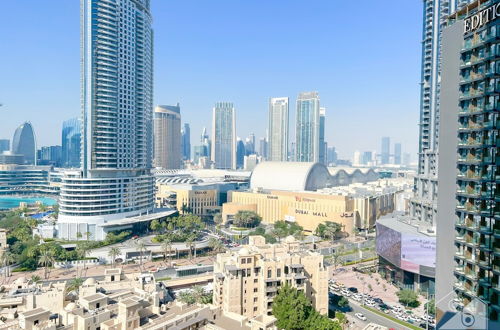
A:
213 235 328 320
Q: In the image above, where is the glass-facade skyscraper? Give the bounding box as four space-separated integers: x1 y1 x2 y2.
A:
61 118 81 168
58 0 154 240
268 97 289 162
12 122 36 165
295 92 320 162
0 139 9 154
319 107 326 165
211 102 236 169
381 137 390 164
181 123 191 161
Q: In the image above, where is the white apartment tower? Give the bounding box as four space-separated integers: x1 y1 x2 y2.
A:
211 102 236 169
268 97 289 162
58 0 154 240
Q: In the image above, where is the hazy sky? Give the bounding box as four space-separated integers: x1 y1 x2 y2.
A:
0 0 422 160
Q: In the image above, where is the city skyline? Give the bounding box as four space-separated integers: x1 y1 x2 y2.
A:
0 0 421 160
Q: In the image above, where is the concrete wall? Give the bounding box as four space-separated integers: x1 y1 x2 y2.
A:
435 20 463 321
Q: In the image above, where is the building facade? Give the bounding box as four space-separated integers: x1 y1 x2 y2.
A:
295 92 320 162
12 122 36 165
58 0 154 240
61 118 81 168
448 1 500 322
213 235 329 318
154 104 182 169
181 122 191 161
319 107 326 165
268 97 289 162
394 142 402 165
211 102 236 169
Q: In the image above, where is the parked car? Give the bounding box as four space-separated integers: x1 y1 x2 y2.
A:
355 313 367 321
348 287 358 293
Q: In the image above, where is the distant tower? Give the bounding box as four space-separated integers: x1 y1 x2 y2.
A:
211 102 236 169
394 142 402 165
381 137 390 164
295 92 320 162
61 118 81 168
319 107 326 165
268 97 289 161
236 138 245 169
12 122 36 165
0 139 10 153
154 104 182 169
181 123 191 161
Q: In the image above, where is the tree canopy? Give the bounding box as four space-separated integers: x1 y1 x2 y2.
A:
232 210 261 228
396 289 420 308
272 284 340 330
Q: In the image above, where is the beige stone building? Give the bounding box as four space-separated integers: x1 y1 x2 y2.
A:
224 190 355 233
155 184 220 216
154 104 182 170
213 235 329 320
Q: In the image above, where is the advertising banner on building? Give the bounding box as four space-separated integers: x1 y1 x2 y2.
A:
400 234 436 274
375 223 401 267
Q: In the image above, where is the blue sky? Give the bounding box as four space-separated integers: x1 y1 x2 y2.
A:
0 0 422 160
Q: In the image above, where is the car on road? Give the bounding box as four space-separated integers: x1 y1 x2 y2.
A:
355 313 367 321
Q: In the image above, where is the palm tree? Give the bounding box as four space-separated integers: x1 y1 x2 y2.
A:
108 247 121 268
208 237 225 254
150 219 161 233
38 203 47 213
136 241 146 269
38 249 55 279
185 235 196 259
213 213 223 226
66 277 84 295
85 231 91 241
161 239 172 266
76 242 90 276
76 231 82 241
29 275 42 286
332 248 343 271
1 252 15 280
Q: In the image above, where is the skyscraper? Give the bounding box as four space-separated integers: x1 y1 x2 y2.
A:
362 151 373 165
154 104 181 169
295 91 320 162
38 145 62 166
435 3 500 323
0 139 9 153
61 118 81 168
211 102 236 169
12 122 36 165
380 137 390 164
259 137 268 160
236 137 245 169
327 146 337 165
319 107 326 165
413 0 475 226
58 0 154 240
268 97 289 161
181 123 191 161
394 142 402 165
245 133 255 155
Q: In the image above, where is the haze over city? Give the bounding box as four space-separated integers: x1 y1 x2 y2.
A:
0 0 421 159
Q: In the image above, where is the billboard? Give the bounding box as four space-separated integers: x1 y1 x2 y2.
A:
376 223 401 267
401 234 436 275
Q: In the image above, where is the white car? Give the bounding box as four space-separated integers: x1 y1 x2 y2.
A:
355 313 367 321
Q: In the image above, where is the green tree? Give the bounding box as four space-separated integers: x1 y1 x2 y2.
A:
38 249 55 279
233 211 261 228
213 213 223 226
85 231 91 241
337 296 349 308
76 242 91 277
332 248 343 270
178 290 196 305
108 246 121 267
425 299 436 316
335 312 348 330
150 219 161 233
66 277 84 295
37 203 47 213
272 284 317 330
396 289 420 308
208 237 225 254
1 251 15 279
76 231 82 241
29 275 42 286
136 241 146 269
161 239 173 266
185 235 196 259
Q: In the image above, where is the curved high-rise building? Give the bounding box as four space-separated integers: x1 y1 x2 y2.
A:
154 104 181 169
61 118 81 168
58 0 154 240
12 122 36 165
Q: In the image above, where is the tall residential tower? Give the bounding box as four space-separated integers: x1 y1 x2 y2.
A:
153 104 181 169
58 0 154 240
211 102 236 169
61 118 81 168
268 97 289 162
295 92 320 162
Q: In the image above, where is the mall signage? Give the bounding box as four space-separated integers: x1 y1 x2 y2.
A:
464 3 500 34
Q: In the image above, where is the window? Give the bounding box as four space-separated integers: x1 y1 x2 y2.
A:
277 268 281 277
254 288 258 292
267 269 272 278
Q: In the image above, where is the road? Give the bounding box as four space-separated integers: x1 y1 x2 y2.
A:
347 300 415 330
